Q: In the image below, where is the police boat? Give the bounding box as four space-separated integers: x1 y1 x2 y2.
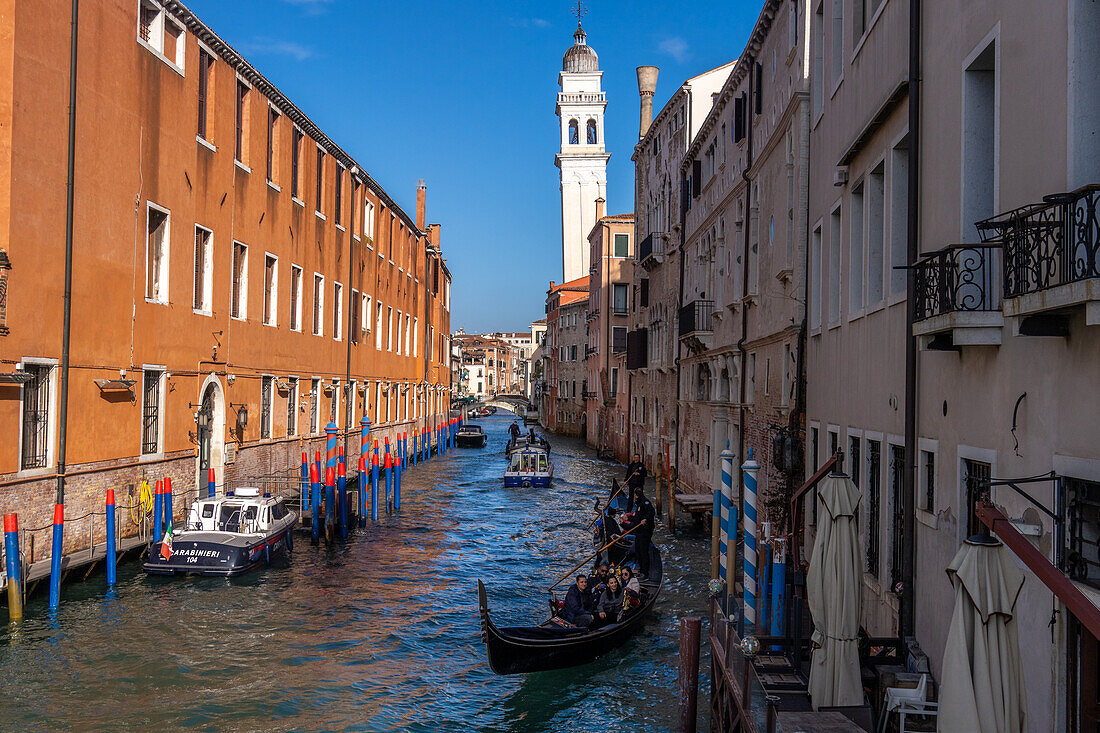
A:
143 487 298 577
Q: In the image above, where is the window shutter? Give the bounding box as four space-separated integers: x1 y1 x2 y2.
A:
734 95 745 142
692 159 702 198
640 278 649 307
193 230 203 309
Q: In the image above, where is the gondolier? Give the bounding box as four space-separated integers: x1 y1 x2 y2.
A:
622 486 655 579
624 455 646 511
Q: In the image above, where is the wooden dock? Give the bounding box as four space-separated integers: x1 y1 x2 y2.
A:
661 479 715 533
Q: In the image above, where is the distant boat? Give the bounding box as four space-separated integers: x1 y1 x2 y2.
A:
143 487 297 577
455 424 487 448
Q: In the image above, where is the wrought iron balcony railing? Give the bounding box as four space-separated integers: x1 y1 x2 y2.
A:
913 246 1002 322
678 300 715 338
978 184 1099 299
584 345 598 357
638 232 666 265
582 390 599 399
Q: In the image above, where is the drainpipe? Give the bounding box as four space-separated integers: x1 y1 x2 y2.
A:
56 0 80 506
342 173 356 462
900 0 922 641
738 58 756 530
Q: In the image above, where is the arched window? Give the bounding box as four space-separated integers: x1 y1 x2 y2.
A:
587 119 597 144
719 367 731 402
568 119 579 145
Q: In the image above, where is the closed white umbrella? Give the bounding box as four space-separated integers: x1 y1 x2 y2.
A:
807 473 864 710
938 537 1027 733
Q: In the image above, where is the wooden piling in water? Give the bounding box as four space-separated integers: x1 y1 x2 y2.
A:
676 616 701 733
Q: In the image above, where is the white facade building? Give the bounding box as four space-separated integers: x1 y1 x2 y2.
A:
556 23 609 282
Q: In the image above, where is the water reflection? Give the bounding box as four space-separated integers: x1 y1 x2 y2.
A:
0 416 711 732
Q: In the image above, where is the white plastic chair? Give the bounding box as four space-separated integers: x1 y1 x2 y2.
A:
877 673 928 733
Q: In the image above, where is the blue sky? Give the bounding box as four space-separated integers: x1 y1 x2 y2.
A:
187 0 757 333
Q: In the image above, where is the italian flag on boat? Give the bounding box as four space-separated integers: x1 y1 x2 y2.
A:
160 521 173 560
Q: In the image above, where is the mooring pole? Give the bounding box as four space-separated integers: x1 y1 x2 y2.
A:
394 452 402 511
370 444 380 522
4 514 23 621
163 477 173 535
337 453 348 540
105 490 117 588
208 467 216 499
323 466 336 544
300 452 309 516
310 463 321 545
676 616 701 733
384 439 393 513
48 504 64 612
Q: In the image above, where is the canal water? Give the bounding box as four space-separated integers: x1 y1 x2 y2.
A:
0 416 712 732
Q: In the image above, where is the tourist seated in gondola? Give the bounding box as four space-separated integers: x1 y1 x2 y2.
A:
588 562 610 598
594 575 624 626
562 575 594 628
602 508 630 566
618 566 643 618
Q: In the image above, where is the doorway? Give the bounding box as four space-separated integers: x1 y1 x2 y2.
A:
195 376 225 496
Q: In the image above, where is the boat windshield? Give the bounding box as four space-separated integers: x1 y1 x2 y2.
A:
538 455 548 472
217 504 243 532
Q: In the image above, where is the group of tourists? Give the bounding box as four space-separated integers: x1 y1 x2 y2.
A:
559 455 658 629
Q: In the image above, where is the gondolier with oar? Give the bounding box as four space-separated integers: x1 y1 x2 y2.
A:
621 485 655 579
624 454 646 512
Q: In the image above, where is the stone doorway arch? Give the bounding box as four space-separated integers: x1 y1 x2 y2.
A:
195 374 226 496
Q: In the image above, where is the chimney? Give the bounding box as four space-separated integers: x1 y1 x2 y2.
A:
636 65 659 139
416 179 426 230
595 197 606 220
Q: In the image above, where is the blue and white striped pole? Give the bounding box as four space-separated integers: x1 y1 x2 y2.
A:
719 445 736 594
742 448 759 631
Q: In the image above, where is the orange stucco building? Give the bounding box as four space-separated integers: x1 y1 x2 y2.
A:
0 0 451 554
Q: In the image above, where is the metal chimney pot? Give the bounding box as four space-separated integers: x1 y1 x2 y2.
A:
636 66 659 139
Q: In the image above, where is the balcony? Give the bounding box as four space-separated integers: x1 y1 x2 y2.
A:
626 328 648 370
584 345 598 358
582 390 599 400
912 245 1003 348
678 300 714 352
638 232 667 269
980 185 1100 327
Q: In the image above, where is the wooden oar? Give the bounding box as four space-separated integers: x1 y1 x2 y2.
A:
548 526 639 591
585 473 639 529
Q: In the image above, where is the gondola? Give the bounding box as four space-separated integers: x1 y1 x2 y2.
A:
477 537 663 674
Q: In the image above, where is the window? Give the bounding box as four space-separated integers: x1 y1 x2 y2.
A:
586 119 597 144
334 166 343 225
746 353 756 404
612 284 629 314
571 344 578 360
375 301 383 349
413 317 418 356
231 241 247 319
610 367 618 395
867 163 885 304
387 307 394 351
141 369 163 454
235 80 249 163
315 147 324 214
286 377 298 437
613 233 629 258
612 327 627 353
849 183 864 312
849 436 861 489
145 204 169 303
289 265 302 331
364 200 376 241
267 107 280 183
330 380 339 424
888 443 905 585
349 290 359 341
568 119 579 145
781 344 793 407
312 273 324 335
812 3 824 117
810 225 822 328
828 206 841 323
963 458 991 538
138 1 184 68
404 314 411 356
890 139 910 295
962 40 997 237
866 439 881 576
830 0 843 86
263 254 278 326
362 294 372 333
193 225 213 313
291 128 303 199
309 378 320 433
922 449 935 512
260 376 273 439
20 363 53 470
197 49 213 140
332 282 343 341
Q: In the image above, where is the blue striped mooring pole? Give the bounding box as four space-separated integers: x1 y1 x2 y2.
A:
105 490 117 588
719 444 735 592
48 503 64 612
742 448 760 631
4 513 23 621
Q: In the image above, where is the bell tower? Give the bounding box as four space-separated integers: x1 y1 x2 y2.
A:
556 11 609 282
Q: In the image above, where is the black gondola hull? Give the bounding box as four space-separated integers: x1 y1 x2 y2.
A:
478 541 663 674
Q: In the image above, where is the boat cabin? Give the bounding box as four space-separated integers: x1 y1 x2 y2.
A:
186 487 292 535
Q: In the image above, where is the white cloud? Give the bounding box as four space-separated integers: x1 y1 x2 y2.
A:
238 38 314 61
659 37 689 63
